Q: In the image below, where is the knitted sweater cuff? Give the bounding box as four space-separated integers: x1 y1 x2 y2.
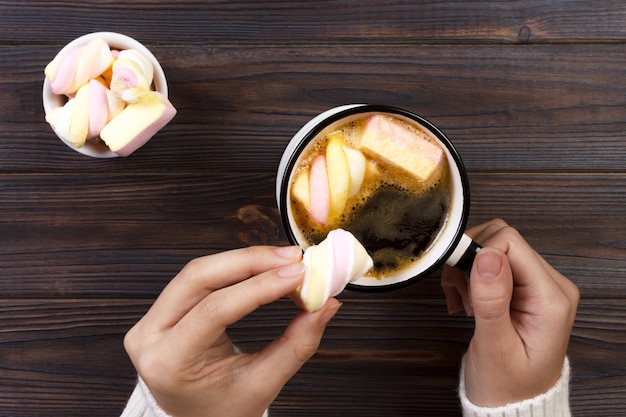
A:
459 356 571 417
119 377 173 417
120 376 270 417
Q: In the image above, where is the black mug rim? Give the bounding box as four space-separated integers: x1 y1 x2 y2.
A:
278 104 471 292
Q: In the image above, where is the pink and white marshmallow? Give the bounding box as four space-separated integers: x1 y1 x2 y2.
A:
45 37 114 96
293 228 373 312
45 79 124 148
110 49 155 103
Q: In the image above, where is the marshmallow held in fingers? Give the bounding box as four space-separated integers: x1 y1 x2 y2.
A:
294 229 373 312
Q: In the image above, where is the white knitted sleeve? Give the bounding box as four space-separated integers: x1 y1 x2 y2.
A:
120 376 270 417
459 356 571 417
119 377 172 417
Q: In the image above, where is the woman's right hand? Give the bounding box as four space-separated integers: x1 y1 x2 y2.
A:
442 219 579 407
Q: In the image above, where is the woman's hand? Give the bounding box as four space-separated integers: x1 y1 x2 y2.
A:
124 245 341 417
442 219 579 406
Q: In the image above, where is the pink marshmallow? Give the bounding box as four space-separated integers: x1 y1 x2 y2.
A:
110 49 154 103
295 228 374 311
360 115 445 183
329 228 353 295
308 155 330 225
46 37 114 96
112 67 138 89
87 80 125 139
50 47 83 95
87 80 109 138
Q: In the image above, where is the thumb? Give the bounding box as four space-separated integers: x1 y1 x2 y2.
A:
249 298 341 393
470 248 517 350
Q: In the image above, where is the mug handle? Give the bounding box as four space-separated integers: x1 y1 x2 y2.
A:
445 233 482 276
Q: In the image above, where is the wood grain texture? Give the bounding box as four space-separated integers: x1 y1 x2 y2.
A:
2 0 626 45
4 44 626 174
1 0 625 416
3 44 626 173
0 298 624 416
2 173 625 298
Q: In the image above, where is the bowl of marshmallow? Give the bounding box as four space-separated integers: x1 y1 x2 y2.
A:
42 32 176 158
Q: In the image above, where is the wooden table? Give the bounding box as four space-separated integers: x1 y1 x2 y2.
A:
2 1 625 415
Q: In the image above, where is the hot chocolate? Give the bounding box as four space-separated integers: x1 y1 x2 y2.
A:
288 113 452 279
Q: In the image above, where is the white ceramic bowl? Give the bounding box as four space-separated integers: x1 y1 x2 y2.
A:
42 32 168 158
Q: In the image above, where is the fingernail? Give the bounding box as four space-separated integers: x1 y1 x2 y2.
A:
476 249 503 280
318 300 342 327
277 262 305 278
275 245 303 259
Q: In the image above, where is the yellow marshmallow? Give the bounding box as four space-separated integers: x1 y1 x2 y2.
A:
100 91 175 157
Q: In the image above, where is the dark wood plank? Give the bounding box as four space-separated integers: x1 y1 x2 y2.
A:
1 172 625 299
0 173 281 297
2 44 626 173
0 298 624 416
2 0 626 45
0 299 140 417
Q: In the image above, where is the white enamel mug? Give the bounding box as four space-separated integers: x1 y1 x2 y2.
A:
276 104 480 291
